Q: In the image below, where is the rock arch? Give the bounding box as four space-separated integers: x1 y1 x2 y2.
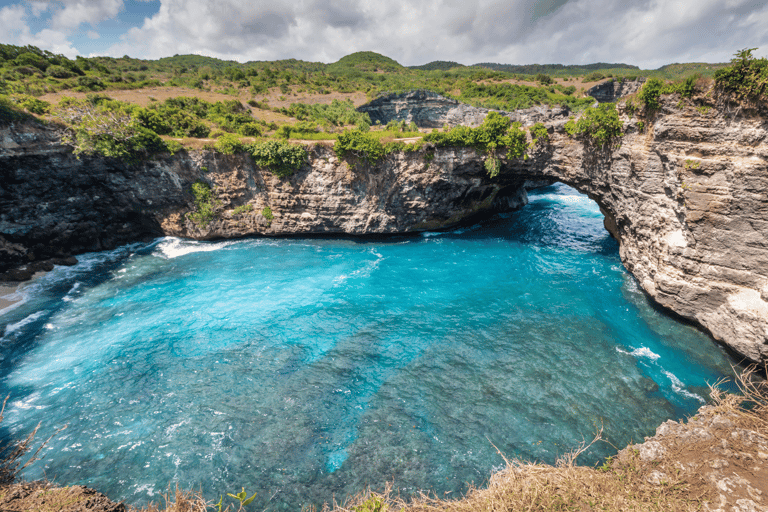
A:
1 98 767 363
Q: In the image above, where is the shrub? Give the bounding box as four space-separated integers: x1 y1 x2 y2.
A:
334 129 385 163
232 204 254 216
14 52 48 71
275 124 293 139
354 496 387 512
638 78 664 110
188 180 217 227
46 65 74 79
248 139 307 177
237 122 262 137
424 112 528 160
214 133 244 154
280 99 370 127
529 122 549 144
679 75 696 98
13 66 39 77
624 99 637 116
563 103 622 148
584 71 605 82
714 48 768 100
12 94 50 114
164 139 184 154
0 95 34 122
75 76 105 91
484 155 501 178
261 206 274 220
56 101 163 160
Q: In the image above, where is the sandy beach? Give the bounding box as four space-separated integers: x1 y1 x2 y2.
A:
0 282 22 311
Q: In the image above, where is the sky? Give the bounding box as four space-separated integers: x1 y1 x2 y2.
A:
2 0 768 68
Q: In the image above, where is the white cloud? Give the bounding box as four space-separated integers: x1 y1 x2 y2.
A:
1 4 29 42
0 4 79 57
103 0 768 67
28 1 50 17
3 0 768 67
49 0 124 29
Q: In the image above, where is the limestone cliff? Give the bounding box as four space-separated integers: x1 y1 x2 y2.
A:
356 89 570 127
1 91 767 363
357 90 490 127
587 78 646 103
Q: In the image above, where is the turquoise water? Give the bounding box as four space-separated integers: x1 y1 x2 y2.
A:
0 183 737 510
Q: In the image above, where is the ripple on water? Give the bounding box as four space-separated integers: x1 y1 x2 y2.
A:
0 184 738 510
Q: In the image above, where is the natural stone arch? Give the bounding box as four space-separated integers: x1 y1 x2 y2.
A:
1 97 766 364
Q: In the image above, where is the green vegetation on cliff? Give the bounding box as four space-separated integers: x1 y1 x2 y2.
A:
714 48 768 100
425 111 527 158
564 103 623 148
0 43 722 117
0 43 741 166
249 139 307 177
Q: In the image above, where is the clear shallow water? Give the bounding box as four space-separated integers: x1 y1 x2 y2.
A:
0 183 738 510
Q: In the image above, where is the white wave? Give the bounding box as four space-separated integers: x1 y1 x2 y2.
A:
663 370 705 403
616 346 661 361
133 483 156 497
30 242 147 290
421 231 444 238
154 237 234 259
334 249 384 284
530 193 590 203
62 282 82 302
2 310 47 338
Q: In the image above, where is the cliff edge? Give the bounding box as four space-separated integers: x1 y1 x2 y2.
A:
1 90 767 363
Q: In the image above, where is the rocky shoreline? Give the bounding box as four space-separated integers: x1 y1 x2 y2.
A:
2 89 767 363
1 89 768 510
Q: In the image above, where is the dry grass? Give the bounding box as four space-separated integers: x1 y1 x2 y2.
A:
325 450 706 512
708 365 768 435
0 395 47 486
130 487 208 512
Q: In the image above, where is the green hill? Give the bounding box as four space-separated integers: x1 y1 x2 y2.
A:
473 62 639 76
653 62 728 79
409 61 466 71
329 51 404 72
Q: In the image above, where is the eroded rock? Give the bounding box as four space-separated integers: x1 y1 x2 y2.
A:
2 89 768 363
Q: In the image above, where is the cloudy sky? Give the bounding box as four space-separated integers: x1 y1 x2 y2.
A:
2 0 768 68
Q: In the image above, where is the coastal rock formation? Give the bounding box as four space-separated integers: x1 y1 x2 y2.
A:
587 78 646 103
356 89 571 127
1 91 767 363
615 402 768 512
357 89 489 127
499 96 768 363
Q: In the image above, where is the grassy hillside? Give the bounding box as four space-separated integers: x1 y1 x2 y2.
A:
0 44 724 104
0 43 740 161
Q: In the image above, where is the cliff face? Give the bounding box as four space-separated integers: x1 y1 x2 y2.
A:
498 97 768 363
587 78 646 103
0 122 532 263
356 89 572 127
1 93 767 363
357 90 489 127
